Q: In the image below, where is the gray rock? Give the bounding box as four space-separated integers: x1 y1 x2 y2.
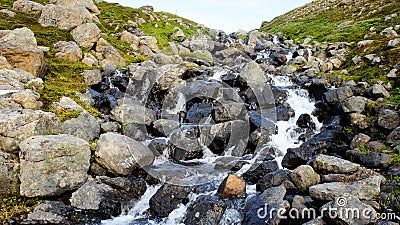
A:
378 109 400 130
387 68 398 78
380 27 398 38
290 165 320 192
309 175 385 201
356 152 393 168
54 41 82 61
12 0 44 14
189 34 214 52
323 86 353 105
62 111 100 141
321 193 377 225
310 154 360 174
341 96 367 113
155 64 188 91
139 36 160 53
22 201 72 224
0 27 37 47
120 30 140 47
302 218 325 225
149 184 192 217
350 133 371 149
101 121 121 133
239 61 268 84
95 133 154 175
0 151 19 195
387 126 400 145
97 175 147 201
388 38 400 48
111 98 156 125
0 109 61 153
96 38 126 67
19 134 91 197
83 69 102 85
70 23 101 49
281 65 297 75
256 169 290 192
52 96 84 112
170 27 186 42
82 52 99 67
153 53 183 65
184 196 227 225
365 84 390 99
122 123 147 141
11 89 43 110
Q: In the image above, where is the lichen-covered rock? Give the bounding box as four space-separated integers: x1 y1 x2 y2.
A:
83 69 102 85
140 36 160 53
54 41 83 61
71 23 101 49
95 133 154 175
12 0 44 14
96 38 126 67
377 109 400 130
22 201 72 224
62 111 100 141
11 89 43 110
0 27 37 47
310 154 360 174
0 109 61 153
290 165 320 192
341 96 367 113
19 134 91 197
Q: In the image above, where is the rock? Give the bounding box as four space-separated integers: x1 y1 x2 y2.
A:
96 38 126 67
243 160 279 184
282 147 316 170
323 86 353 105
303 218 325 225
153 53 183 65
276 102 295 121
310 154 360 174
321 194 377 225
387 69 398 78
139 45 155 58
84 69 102 85
98 175 147 200
155 64 188 91
54 41 82 61
365 84 390 99
70 23 101 49
122 123 147 141
170 27 186 42
387 126 400 145
217 174 246 199
296 114 316 130
380 27 398 38
365 141 386 152
378 109 400 130
62 111 100 141
348 113 369 129
101 122 121 133
70 179 121 217
243 185 289 225
341 96 367 113
350 133 371 149
149 184 192 217
139 36 160 53
82 53 99 67
0 56 12 70
0 27 37 47
355 152 393 168
388 38 400 48
0 109 61 153
95 133 154 175
22 201 72 225
11 89 42 110
111 98 156 125
0 42 47 77
12 0 44 14
290 165 320 192
256 169 290 192
184 196 227 225
189 34 214 52
19 134 91 197
0 9 15 17
0 151 19 195
120 30 140 46
239 61 268 84
357 40 374 48
39 3 96 30
309 175 385 201
52 96 84 112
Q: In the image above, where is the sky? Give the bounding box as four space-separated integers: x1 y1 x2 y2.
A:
104 0 312 34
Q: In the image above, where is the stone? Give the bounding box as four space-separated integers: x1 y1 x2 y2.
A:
111 98 156 125
256 169 290 192
19 134 91 197
84 69 102 85
348 113 369 129
0 42 47 77
155 64 188 91
0 109 61 153
120 30 140 46
350 133 371 149
98 175 147 200
380 27 398 38
310 154 360 174
365 84 390 99
52 96 84 112
96 38 126 67
95 133 154 175
153 53 183 65
0 27 37 47
243 160 279 184
62 111 100 141
387 127 400 145
0 9 15 17
217 174 246 199
189 34 215 52
290 165 320 192
11 89 42 110
321 194 377 225
12 0 44 14
54 41 82 61
378 109 400 130
22 201 72 224
341 96 367 113
149 184 192 217
139 45 155 58
0 56 12 70
71 23 101 49
184 196 227 225
388 38 400 48
0 151 19 195
355 152 393 169
387 69 398 78
239 61 268 84
82 53 98 67
170 27 186 42
309 175 385 201
139 36 160 53
296 114 316 130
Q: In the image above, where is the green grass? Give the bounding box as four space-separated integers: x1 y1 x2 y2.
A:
0 195 43 224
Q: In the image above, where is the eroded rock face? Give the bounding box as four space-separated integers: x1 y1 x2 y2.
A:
19 134 91 197
95 133 154 175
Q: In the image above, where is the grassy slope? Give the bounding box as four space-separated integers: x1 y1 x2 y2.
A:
261 0 400 211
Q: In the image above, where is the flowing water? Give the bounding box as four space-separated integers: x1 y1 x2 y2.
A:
102 72 322 225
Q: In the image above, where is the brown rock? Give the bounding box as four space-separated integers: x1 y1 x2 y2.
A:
217 174 246 199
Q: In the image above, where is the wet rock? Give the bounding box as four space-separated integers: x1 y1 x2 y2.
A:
213 102 246 122
11 89 42 110
243 160 279 184
13 0 44 14
243 185 289 225
282 147 316 170
377 109 400 130
22 201 72 225
0 151 19 195
296 113 316 130
153 119 180 136
256 169 290 192
276 102 295 121
310 154 360 174
149 184 192 217
365 84 390 99
155 64 187 91
355 152 393 169
323 86 353 105
290 165 320 192
321 194 377 225
98 175 147 201
341 96 367 113
19 134 90 197
184 195 227 225
71 23 101 49
95 133 154 176
62 111 100 141
0 109 61 153
217 174 246 199
308 82 327 101
309 175 385 201
70 179 121 218
350 133 371 149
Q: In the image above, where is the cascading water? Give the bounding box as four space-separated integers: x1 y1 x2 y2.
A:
102 71 322 225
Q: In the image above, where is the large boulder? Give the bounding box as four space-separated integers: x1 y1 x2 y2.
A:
70 23 101 49
155 64 188 91
111 98 156 125
0 109 61 153
95 133 154 175
22 201 72 225
54 41 82 61
0 27 37 47
0 151 19 195
377 109 400 130
19 134 91 197
62 111 100 141
341 96 367 113
139 36 160 53
12 0 44 14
